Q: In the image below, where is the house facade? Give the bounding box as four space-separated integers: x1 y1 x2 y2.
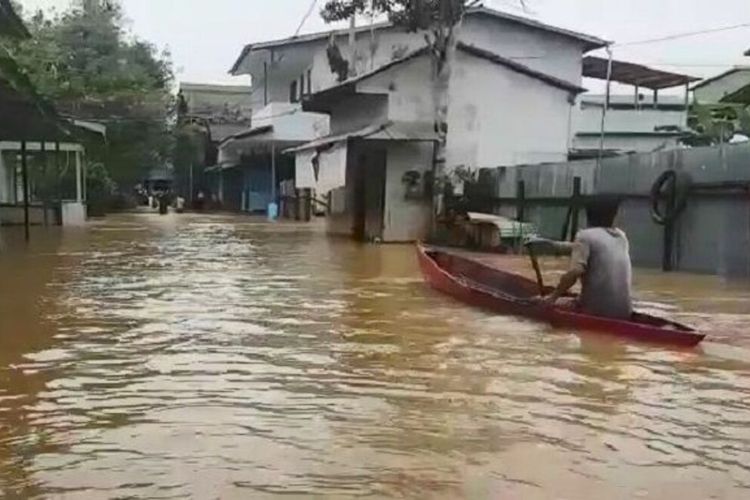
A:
282 9 604 242
692 67 750 104
222 7 604 217
572 94 689 155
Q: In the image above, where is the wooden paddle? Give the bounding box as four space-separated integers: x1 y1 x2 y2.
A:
526 243 546 296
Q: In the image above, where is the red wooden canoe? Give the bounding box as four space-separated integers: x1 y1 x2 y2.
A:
417 244 706 347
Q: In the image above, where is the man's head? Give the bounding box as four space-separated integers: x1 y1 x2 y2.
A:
585 196 622 228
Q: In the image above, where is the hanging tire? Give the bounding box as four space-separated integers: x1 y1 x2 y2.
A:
650 170 692 225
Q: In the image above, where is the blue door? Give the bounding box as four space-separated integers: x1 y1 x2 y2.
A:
247 166 272 213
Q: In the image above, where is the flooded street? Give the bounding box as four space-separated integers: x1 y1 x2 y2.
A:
1 213 750 499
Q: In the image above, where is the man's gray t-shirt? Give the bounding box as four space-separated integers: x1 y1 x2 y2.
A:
570 227 633 319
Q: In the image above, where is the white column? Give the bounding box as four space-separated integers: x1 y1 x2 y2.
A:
75 150 83 203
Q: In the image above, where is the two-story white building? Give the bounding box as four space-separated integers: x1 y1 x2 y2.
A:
277 7 606 242
220 7 605 218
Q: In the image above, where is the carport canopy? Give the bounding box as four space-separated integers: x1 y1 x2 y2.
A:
583 56 700 90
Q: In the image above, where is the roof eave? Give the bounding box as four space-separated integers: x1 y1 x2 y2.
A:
229 44 253 75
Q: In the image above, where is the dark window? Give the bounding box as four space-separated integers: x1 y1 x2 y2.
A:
307 69 312 95
299 73 305 99
290 80 298 103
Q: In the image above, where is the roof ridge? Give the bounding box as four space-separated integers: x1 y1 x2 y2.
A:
229 6 607 75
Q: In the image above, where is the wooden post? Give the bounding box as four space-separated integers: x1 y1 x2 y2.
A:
663 181 677 272
21 141 30 242
516 180 526 222
55 142 61 225
598 45 614 167
75 150 82 203
570 177 582 240
41 141 49 227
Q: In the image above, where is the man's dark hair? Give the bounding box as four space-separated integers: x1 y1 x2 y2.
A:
585 196 622 228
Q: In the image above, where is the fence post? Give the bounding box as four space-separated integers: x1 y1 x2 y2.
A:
570 177 582 240
516 180 526 222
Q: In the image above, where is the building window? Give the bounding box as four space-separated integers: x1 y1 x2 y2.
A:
307 69 312 95
290 80 298 103
299 73 305 99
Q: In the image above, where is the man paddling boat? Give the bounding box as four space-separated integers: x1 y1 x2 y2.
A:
529 196 633 320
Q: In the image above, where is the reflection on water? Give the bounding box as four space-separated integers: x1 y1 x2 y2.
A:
1 214 749 499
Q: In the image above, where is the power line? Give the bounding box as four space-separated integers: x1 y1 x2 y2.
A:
614 22 750 47
294 0 319 37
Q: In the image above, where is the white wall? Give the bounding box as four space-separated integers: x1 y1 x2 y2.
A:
358 56 436 125
446 51 574 170
309 27 425 94
694 69 750 104
245 43 325 111
383 142 433 242
252 102 329 141
460 15 586 86
308 13 588 96
0 152 12 203
574 100 687 135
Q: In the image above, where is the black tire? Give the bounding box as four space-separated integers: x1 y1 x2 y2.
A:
650 170 691 225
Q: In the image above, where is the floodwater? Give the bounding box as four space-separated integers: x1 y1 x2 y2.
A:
1 213 749 499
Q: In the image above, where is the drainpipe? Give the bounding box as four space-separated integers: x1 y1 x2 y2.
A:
597 44 614 169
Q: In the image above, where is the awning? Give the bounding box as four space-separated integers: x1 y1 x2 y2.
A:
284 121 438 154
583 56 700 90
219 124 273 146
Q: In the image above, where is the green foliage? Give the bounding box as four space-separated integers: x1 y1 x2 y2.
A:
7 0 174 188
685 103 750 146
321 0 472 31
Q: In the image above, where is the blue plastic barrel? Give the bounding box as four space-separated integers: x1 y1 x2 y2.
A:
267 202 279 220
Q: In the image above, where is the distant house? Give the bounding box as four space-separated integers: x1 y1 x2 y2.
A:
177 83 253 203
571 57 698 156
1 0 103 228
179 82 253 144
692 67 750 105
222 6 605 217
282 8 606 242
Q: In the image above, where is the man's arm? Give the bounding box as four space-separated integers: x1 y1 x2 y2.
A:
525 237 575 256
537 236 589 305
545 265 585 302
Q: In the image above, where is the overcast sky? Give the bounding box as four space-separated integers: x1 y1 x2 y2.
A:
17 0 750 89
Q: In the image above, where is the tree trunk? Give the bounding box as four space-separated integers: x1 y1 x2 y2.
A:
430 26 461 237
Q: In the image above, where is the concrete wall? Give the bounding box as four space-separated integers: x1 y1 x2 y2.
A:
488 143 750 276
446 50 574 169
575 100 687 135
359 56 436 124
460 15 587 86
383 142 433 242
252 102 329 141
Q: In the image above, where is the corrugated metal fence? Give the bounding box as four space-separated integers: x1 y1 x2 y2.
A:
475 143 750 276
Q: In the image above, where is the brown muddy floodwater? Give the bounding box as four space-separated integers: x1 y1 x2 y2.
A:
1 213 750 499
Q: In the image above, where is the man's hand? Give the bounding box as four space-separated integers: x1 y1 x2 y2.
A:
530 294 558 307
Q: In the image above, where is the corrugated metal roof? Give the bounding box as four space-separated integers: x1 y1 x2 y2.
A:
284 121 437 154
583 56 699 90
230 7 607 75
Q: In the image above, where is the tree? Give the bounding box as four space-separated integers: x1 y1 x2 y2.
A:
321 0 525 232
8 0 174 191
684 103 750 147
